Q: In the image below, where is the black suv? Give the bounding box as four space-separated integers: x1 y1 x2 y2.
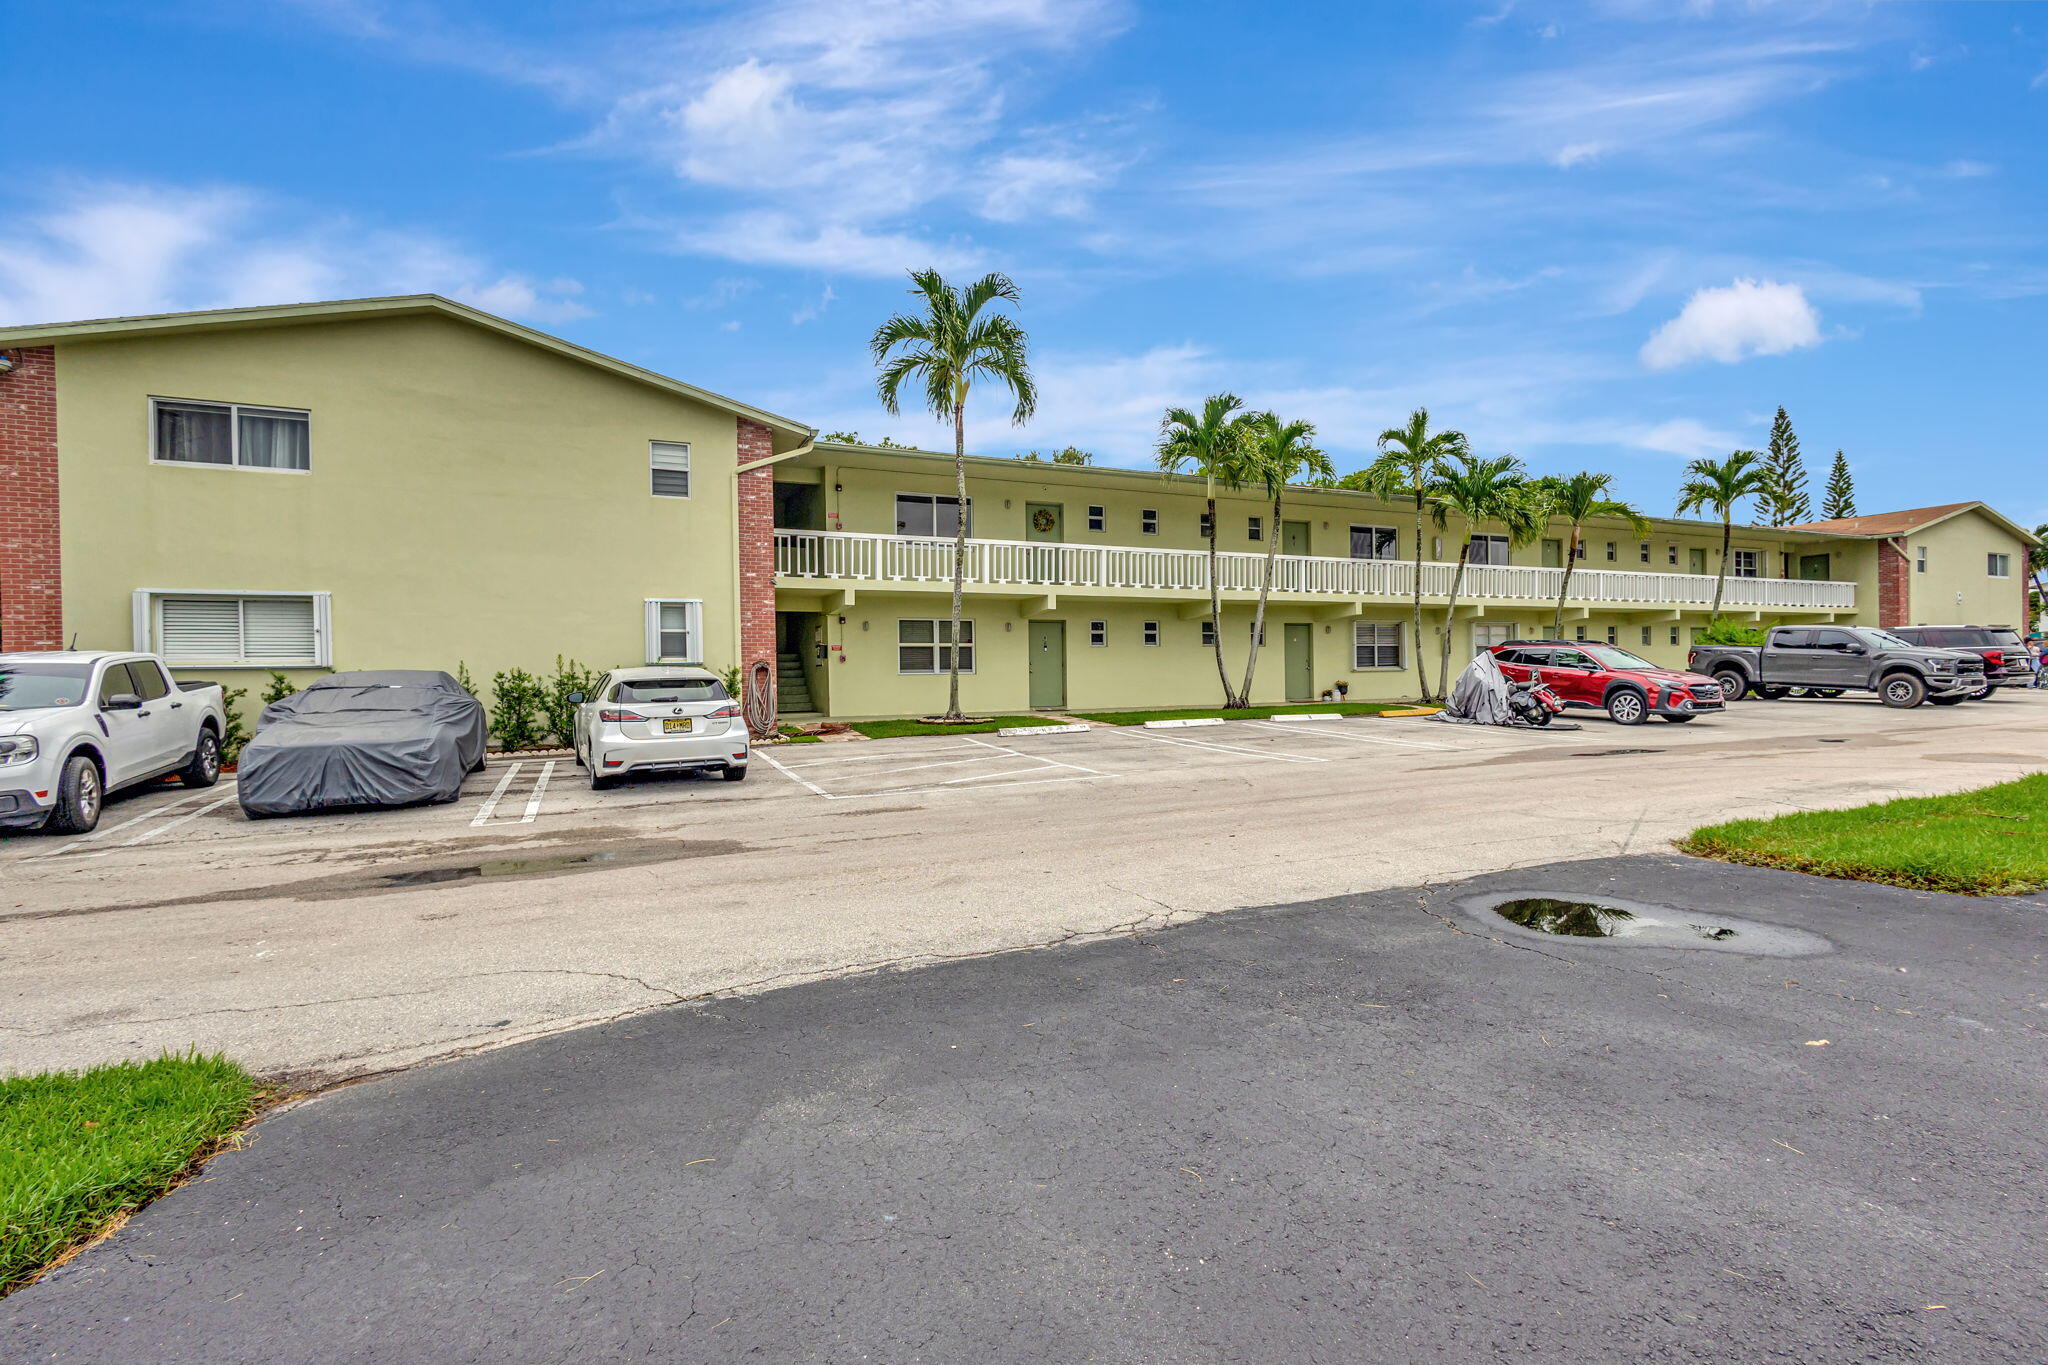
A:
1885 625 2030 698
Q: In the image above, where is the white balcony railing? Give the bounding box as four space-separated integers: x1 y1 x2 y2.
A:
774 530 1858 612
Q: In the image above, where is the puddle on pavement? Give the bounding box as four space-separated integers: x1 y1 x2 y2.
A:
1572 748 1667 758
1465 891 1830 956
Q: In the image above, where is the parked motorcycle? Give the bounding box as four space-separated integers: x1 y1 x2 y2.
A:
1506 677 1566 727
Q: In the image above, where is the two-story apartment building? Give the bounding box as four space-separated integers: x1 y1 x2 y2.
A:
2 296 2035 722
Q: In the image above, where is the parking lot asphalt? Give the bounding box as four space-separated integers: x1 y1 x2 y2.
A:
4 692 2046 1081
8 852 2044 1363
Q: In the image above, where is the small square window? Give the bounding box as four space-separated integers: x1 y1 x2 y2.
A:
1088 620 1108 647
646 599 703 663
1141 509 1160 536
1574 625 1588 641
1640 543 1651 564
1142 621 1160 646
1987 552 2010 577
1669 626 1680 646
1087 505 1106 532
1606 626 1618 645
1248 516 1263 541
1201 620 1216 647
650 441 691 497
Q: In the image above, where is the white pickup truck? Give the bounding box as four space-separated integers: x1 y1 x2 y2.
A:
0 651 227 835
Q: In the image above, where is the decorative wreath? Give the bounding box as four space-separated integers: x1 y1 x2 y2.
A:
1032 508 1057 533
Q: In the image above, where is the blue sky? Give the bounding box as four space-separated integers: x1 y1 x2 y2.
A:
4 0 2044 525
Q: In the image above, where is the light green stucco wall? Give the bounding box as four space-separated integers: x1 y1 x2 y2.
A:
1906 512 2030 627
56 312 748 693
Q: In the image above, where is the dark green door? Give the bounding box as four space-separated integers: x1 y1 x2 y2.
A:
1282 520 1311 556
1283 623 1314 701
1799 554 1831 580
1029 620 1066 709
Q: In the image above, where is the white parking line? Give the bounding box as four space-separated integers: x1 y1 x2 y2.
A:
964 735 1109 777
1241 720 1457 751
776 744 987 767
85 794 238 856
782 753 1008 778
28 787 220 859
471 763 524 826
755 749 833 797
1130 730 1329 764
520 761 555 823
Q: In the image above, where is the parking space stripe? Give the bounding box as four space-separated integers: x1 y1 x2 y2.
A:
86 794 238 856
520 761 555 823
1241 720 1457 751
776 745 987 768
784 753 1012 778
471 763 524 826
27 788 221 859
963 735 1109 778
756 750 834 797
1131 731 1328 763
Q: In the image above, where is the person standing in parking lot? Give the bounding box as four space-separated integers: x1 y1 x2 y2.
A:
2028 634 2044 687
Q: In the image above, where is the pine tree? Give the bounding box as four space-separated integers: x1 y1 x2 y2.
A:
1822 450 1857 520
1762 406 1811 525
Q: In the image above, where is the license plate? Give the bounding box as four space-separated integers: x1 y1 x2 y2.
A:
662 718 693 734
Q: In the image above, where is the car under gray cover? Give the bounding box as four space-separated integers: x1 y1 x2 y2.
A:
236 670 486 818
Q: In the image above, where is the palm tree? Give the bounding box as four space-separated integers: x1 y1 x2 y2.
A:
1426 452 1542 697
871 269 1037 720
1157 394 1256 706
1674 450 1772 620
1237 413 1333 705
1357 409 1468 702
1534 472 1650 638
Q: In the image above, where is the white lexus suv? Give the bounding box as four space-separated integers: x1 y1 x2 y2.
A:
571 666 749 790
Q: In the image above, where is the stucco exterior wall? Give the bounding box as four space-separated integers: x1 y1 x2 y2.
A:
1905 511 2031 628
54 312 748 691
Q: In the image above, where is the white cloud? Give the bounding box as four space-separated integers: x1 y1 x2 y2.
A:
1938 159 1995 179
1552 141 1604 168
1631 417 1743 459
671 212 980 278
1639 278 1823 369
978 151 1106 222
0 181 589 326
790 283 837 325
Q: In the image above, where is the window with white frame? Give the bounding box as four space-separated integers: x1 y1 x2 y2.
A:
1669 625 1680 645
1249 621 1265 646
1248 516 1263 542
898 619 974 673
1574 624 1588 641
152 398 309 471
649 441 691 497
1142 620 1160 646
1088 620 1108 646
1201 620 1216 647
1988 552 2011 577
1472 623 1513 651
1915 545 1927 574
1354 621 1402 669
894 493 971 538
1350 525 1399 560
645 599 704 663
1639 542 1651 564
1732 550 1760 578
1087 505 1106 532
1467 535 1510 565
1668 544 1678 565
1605 541 1617 562
149 593 324 665
1641 626 1653 645
1606 626 1619 644
1141 509 1160 535
1199 511 1215 538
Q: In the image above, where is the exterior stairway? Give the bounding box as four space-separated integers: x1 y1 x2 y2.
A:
776 651 818 717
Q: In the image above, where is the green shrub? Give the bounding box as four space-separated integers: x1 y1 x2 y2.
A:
260 671 297 705
1695 616 1771 647
542 656 602 747
453 662 477 697
217 687 249 766
487 669 548 751
717 664 744 701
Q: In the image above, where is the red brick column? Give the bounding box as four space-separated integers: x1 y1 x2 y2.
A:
0 346 62 652
1877 537 1911 628
736 418 778 733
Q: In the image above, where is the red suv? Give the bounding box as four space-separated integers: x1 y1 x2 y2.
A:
1488 640 1727 725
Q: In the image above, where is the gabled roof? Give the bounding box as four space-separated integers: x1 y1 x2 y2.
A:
0 294 816 453
1787 501 2037 542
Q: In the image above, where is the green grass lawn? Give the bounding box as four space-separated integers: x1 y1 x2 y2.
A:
1073 702 1412 726
2 1053 262 1293
1678 773 2048 896
849 715 1054 739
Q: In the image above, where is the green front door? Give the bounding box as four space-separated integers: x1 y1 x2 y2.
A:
1282 520 1311 556
1799 554 1831 580
1689 547 1709 574
1029 620 1066 709
1284 623 1314 701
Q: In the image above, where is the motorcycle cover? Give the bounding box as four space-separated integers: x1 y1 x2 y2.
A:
237 670 487 817
1436 650 1515 726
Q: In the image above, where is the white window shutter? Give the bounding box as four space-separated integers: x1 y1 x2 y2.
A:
160 598 244 661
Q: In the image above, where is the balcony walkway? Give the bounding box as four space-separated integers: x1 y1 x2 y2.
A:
774 530 1858 616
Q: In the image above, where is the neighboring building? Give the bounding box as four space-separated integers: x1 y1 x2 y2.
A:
2 296 2036 720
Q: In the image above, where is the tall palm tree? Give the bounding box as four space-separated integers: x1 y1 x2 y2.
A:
1533 472 1650 638
871 269 1037 720
1237 413 1333 705
1426 452 1542 697
1674 450 1771 620
1358 409 1468 702
1157 394 1255 706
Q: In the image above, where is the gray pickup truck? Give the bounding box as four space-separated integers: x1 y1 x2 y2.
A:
1689 626 1987 709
